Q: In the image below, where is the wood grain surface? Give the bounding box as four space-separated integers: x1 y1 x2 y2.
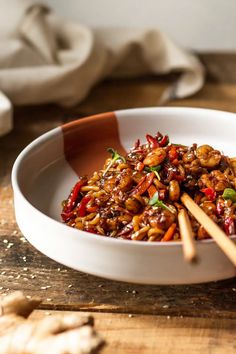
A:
1 54 236 353
31 310 236 354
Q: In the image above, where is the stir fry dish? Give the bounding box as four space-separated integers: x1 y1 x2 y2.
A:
61 132 236 241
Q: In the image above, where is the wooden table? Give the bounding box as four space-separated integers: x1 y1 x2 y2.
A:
1 54 236 353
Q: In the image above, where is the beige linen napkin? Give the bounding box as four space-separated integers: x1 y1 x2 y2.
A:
0 0 205 136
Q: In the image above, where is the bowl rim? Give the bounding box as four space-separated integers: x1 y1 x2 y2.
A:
12 106 236 247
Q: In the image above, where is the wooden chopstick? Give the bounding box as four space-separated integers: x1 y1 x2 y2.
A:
181 193 236 267
178 209 198 263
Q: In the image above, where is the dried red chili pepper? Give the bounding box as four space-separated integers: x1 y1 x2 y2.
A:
224 216 235 235
146 134 158 149
155 132 163 140
131 172 155 196
201 188 216 202
85 229 98 234
158 135 169 147
61 177 87 221
61 210 76 222
148 185 157 198
78 195 92 217
134 139 140 149
87 205 98 213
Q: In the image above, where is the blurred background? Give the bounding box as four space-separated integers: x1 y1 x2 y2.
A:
1 0 236 138
43 0 236 51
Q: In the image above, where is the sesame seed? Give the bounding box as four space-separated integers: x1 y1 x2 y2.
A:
30 275 36 279
162 305 169 309
132 290 137 294
3 239 8 244
128 314 133 318
23 267 28 271
68 284 72 288
8 275 14 279
23 278 28 281
232 288 236 292
45 312 51 316
57 268 61 271
46 298 52 301
41 286 47 290
0 287 3 290
167 316 170 319
16 275 21 279
7 243 14 249
1 271 6 275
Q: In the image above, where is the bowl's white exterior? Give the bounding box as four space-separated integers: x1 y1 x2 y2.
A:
12 107 236 284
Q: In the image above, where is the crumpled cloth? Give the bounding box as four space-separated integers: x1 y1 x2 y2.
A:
0 0 205 136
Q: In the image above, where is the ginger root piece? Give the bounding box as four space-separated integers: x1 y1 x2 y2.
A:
0 291 104 354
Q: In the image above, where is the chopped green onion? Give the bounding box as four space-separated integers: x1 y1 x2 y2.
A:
103 148 126 176
149 192 175 213
222 188 236 203
144 165 161 180
107 148 126 162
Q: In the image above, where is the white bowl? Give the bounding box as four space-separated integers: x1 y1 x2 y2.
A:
12 107 236 284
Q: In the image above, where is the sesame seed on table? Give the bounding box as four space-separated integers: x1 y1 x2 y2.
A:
1 54 236 353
